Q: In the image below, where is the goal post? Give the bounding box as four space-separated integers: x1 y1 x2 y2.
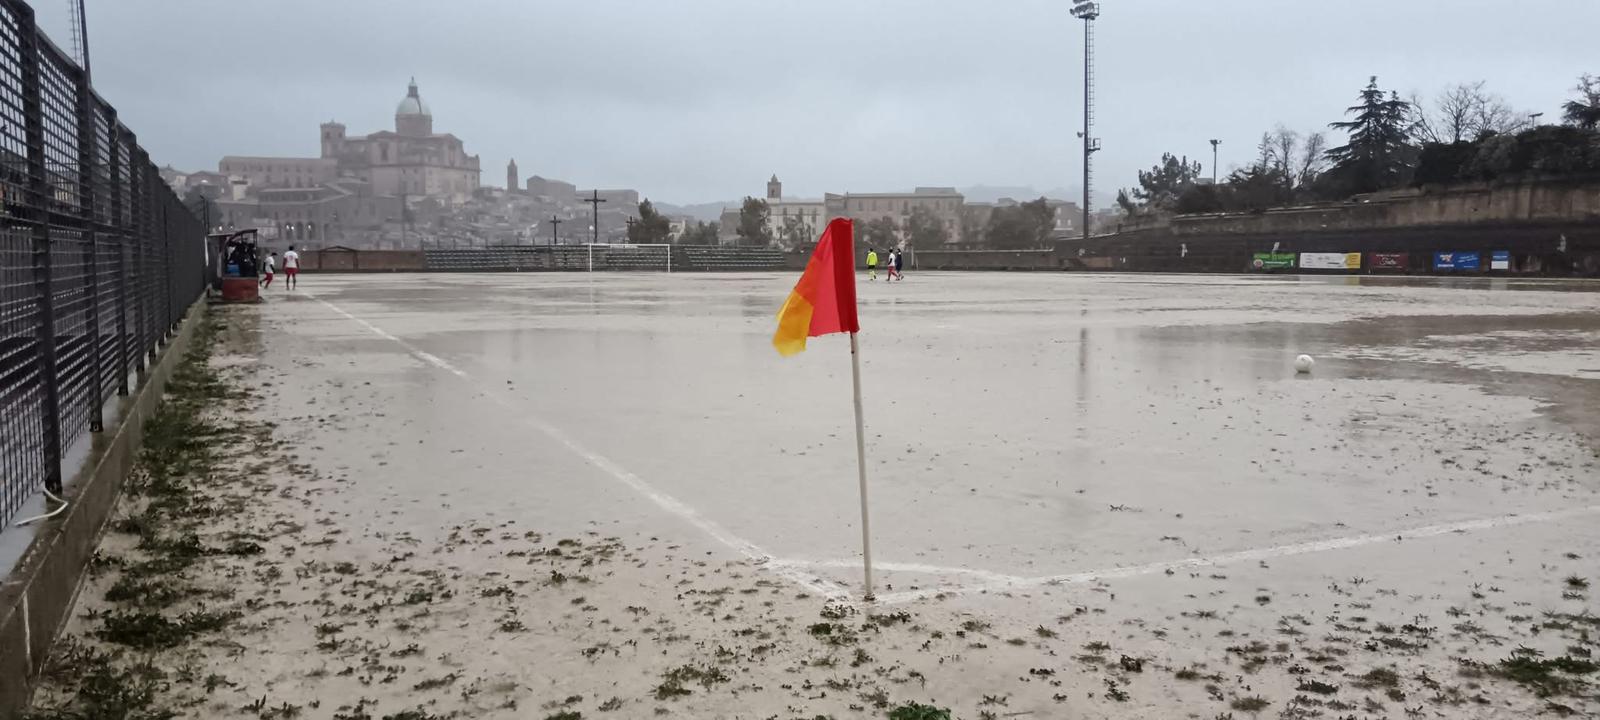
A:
584 243 673 273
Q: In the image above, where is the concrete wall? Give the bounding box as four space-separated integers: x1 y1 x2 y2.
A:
302 249 426 271
0 307 204 719
1063 221 1600 275
915 249 1060 270
1170 178 1600 237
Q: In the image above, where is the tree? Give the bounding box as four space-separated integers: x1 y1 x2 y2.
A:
1173 184 1224 214
777 213 812 249
1129 153 1202 209
735 197 773 246
679 221 719 245
983 197 1055 249
627 199 672 244
1252 125 1327 199
1296 131 1327 190
1115 188 1138 217
1414 81 1527 144
959 204 991 244
1262 126 1296 179
861 217 898 251
1564 73 1600 129
905 205 949 248
1324 76 1418 195
1223 165 1294 211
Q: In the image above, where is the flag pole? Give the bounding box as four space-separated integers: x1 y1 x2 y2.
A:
849 331 874 599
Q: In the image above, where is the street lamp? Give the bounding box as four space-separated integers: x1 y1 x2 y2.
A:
1209 139 1221 184
1529 112 1544 127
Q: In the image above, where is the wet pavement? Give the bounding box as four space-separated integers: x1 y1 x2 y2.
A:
267 272 1600 596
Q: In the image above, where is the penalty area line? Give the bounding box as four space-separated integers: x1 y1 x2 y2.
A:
307 293 850 600
864 503 1600 605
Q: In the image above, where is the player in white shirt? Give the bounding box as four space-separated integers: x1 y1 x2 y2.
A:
282 246 301 289
260 252 276 288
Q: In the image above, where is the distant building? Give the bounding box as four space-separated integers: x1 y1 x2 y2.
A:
217 78 481 207
1047 199 1082 236
580 188 640 206
763 175 824 247
526 175 577 200
825 187 964 246
316 79 481 204
215 179 404 247
218 156 338 191
181 170 232 201
507 158 518 193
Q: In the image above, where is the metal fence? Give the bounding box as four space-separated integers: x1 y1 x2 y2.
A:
0 0 205 528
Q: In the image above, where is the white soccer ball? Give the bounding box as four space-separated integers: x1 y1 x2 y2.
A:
1294 354 1315 374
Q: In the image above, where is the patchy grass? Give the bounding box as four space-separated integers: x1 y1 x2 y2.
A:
651 664 730 700
1352 667 1401 689
1230 695 1270 712
1492 654 1599 697
887 703 951 720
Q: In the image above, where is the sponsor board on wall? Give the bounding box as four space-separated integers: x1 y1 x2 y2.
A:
1491 250 1511 271
1299 252 1362 270
1433 251 1481 271
1369 252 1408 270
1251 252 1296 270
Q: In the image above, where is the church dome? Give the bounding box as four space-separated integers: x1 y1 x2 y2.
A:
396 78 431 117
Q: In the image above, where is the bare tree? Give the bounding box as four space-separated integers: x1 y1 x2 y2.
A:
1417 81 1528 144
1296 131 1327 189
1269 126 1297 177
1241 125 1326 199
1254 132 1275 171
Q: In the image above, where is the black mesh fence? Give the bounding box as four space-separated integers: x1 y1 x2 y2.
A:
0 0 205 527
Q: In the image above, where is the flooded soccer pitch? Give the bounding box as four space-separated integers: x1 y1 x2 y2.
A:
167 270 1600 717
266 272 1600 597
267 273 1593 577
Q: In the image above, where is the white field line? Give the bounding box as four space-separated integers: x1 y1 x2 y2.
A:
862 503 1600 605
308 294 849 599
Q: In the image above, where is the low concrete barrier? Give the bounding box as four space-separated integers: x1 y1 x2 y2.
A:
915 249 1060 270
301 249 425 272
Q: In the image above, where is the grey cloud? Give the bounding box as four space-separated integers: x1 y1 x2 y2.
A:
41 0 1600 205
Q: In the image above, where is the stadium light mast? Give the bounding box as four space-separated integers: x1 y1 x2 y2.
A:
1070 1 1101 242
1210 139 1221 184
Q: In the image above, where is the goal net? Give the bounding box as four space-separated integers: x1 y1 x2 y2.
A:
583 243 673 272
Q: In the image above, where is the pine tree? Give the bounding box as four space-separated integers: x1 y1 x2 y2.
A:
1324 76 1418 194
627 199 672 244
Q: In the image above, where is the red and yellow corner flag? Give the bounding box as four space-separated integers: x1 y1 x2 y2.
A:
773 218 859 356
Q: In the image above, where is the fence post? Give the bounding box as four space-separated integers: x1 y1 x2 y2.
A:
18 5 63 493
76 61 102 433
131 151 146 375
110 122 128 395
161 199 172 336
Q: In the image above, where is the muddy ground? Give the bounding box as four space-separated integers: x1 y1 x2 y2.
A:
25 273 1600 719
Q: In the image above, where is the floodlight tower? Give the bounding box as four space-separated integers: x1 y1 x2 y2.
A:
1070 1 1101 241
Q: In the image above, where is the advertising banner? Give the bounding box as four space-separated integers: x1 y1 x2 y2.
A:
1491 250 1511 271
1299 252 1361 270
1369 252 1409 270
1251 252 1296 270
1433 251 1481 271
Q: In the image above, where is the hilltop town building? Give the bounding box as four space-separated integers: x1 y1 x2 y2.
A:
218 79 481 208
316 79 481 204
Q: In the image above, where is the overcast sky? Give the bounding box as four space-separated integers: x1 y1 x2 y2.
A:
39 0 1599 206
